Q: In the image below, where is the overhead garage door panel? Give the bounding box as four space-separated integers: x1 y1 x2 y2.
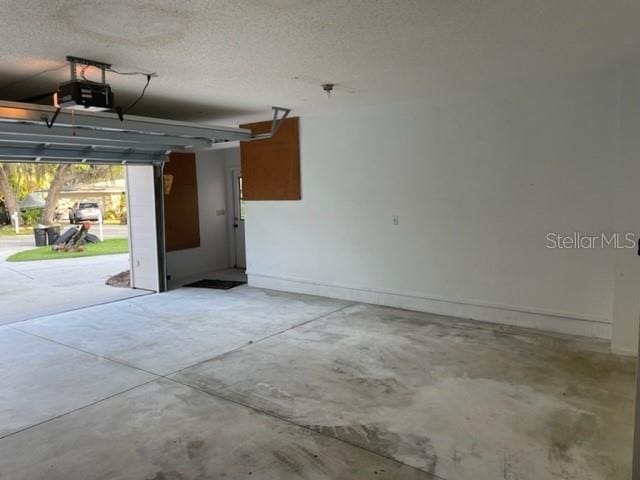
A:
0 141 165 165
0 100 253 166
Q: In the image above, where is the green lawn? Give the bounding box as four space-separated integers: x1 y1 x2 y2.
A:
0 225 33 236
7 238 129 262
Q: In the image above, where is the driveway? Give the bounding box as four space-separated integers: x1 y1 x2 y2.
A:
0 226 148 325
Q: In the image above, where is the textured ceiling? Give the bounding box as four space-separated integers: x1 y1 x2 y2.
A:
0 0 639 124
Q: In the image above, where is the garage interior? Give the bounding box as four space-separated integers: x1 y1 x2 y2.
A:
0 1 639 479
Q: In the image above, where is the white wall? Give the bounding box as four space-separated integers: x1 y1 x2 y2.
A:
126 165 159 292
166 150 230 286
611 57 640 355
247 68 627 341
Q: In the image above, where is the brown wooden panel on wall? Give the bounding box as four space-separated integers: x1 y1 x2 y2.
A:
163 152 200 252
240 116 301 200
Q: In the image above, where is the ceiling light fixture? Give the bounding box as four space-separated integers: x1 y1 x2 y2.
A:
321 83 335 98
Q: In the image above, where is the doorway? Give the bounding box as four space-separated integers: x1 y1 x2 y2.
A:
0 161 148 325
229 167 246 269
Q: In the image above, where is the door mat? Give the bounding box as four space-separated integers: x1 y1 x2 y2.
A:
185 279 246 290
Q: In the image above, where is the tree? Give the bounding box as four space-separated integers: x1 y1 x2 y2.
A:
0 164 19 226
0 162 125 226
5 163 57 199
39 164 71 225
38 164 124 225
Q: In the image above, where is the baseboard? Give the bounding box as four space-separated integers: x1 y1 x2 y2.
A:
248 273 613 340
610 345 638 357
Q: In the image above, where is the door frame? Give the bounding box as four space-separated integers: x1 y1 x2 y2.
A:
634 322 640 479
226 166 245 269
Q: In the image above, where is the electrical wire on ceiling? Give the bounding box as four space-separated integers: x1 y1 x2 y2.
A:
76 64 153 115
0 64 67 93
1 58 154 121
78 64 154 113
123 74 152 114
0 60 156 94
108 68 157 77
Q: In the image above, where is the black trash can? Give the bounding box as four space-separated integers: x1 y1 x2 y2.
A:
33 227 47 247
45 225 61 245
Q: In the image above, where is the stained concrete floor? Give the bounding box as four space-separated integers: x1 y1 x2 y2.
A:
0 286 634 479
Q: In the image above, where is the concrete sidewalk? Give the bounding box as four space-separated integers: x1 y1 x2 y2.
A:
0 229 147 325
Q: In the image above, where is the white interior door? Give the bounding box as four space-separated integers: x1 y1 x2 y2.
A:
231 168 246 269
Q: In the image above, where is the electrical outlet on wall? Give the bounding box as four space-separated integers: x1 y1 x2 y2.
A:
393 215 399 225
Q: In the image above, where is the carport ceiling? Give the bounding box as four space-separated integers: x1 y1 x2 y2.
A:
0 1 639 124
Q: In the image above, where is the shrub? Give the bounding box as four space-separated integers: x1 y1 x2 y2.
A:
21 207 43 226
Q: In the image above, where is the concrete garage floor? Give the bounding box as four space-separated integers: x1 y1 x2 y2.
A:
0 287 634 479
